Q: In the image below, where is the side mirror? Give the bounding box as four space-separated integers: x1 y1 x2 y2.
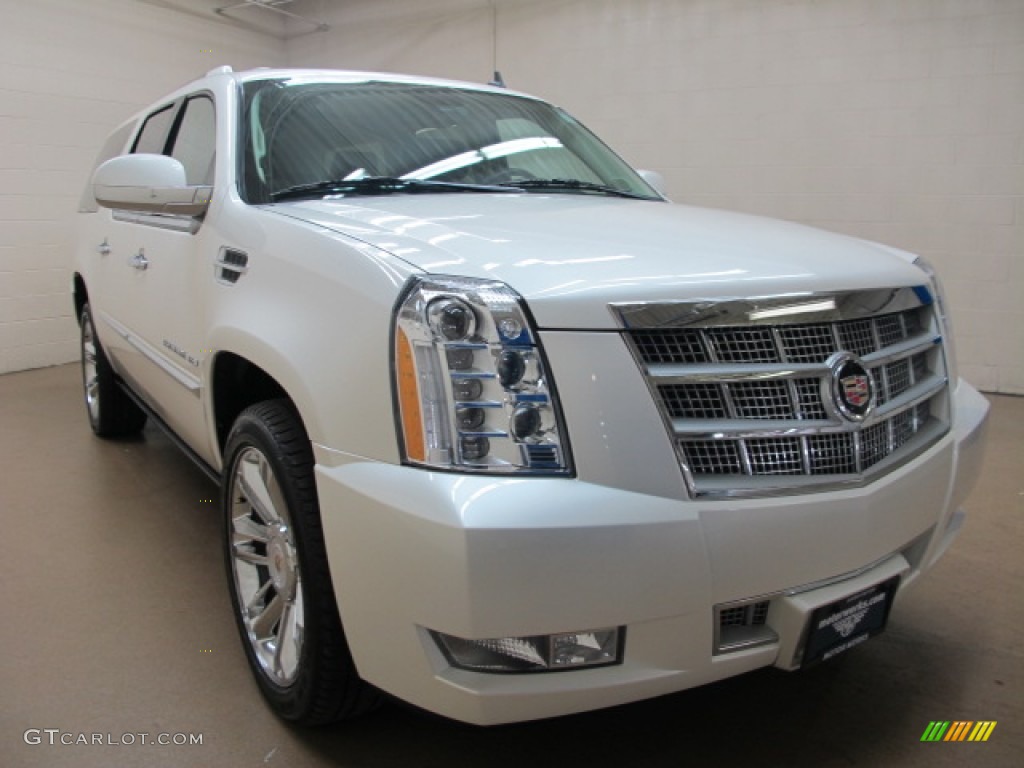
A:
93 154 212 216
637 169 668 198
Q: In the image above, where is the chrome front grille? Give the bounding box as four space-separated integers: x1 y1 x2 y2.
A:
616 288 950 498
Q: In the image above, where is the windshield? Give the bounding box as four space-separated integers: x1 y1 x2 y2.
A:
239 78 660 203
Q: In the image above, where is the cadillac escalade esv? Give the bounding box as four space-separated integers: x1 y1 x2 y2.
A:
74 66 989 725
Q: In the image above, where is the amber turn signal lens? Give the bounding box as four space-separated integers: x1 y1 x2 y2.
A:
395 326 425 462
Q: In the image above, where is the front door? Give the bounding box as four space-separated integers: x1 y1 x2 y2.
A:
97 94 218 462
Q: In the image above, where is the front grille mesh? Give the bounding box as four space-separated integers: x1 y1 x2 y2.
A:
707 328 779 362
682 401 931 477
639 310 921 368
729 381 793 420
659 352 929 420
795 378 828 419
659 382 726 420
747 437 804 475
808 433 856 474
624 301 948 496
631 329 706 364
719 601 769 627
686 440 743 475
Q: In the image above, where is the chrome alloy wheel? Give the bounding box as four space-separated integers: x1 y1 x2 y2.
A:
81 313 101 426
228 446 305 686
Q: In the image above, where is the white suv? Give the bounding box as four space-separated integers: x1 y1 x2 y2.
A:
74 66 989 726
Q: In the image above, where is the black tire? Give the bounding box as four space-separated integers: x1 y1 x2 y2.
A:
79 303 147 437
222 400 380 725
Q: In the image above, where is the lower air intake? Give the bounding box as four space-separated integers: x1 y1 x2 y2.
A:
715 599 776 654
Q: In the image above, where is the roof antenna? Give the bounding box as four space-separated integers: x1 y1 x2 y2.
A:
488 71 506 88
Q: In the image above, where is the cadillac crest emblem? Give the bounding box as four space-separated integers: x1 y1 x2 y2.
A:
828 353 875 421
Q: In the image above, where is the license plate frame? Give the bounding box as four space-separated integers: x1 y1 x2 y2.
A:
801 575 900 668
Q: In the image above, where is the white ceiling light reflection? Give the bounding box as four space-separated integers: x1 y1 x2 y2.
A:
402 137 563 181
747 298 837 321
513 254 634 268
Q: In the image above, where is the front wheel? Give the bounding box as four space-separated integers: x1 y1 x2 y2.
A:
223 400 380 724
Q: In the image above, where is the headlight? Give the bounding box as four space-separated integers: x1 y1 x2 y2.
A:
393 276 571 473
914 256 958 387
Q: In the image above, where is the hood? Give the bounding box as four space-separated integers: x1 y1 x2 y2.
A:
268 194 925 330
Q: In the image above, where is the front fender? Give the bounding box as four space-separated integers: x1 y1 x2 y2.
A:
204 208 422 466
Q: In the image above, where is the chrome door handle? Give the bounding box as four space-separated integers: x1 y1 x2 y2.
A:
97 239 111 255
129 251 149 271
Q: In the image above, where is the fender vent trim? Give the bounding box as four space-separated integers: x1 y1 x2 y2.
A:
216 247 248 285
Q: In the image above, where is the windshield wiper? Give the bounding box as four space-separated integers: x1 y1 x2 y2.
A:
498 178 655 200
270 176 520 202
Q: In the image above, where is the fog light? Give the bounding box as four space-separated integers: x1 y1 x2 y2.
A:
550 631 618 667
432 627 622 673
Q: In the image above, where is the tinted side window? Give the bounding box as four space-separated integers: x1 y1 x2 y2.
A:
132 105 176 154
170 96 216 185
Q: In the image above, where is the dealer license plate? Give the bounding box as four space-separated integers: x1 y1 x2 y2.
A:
801 575 900 668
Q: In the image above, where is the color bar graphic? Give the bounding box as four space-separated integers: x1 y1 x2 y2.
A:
968 722 997 742
945 721 972 741
921 721 996 742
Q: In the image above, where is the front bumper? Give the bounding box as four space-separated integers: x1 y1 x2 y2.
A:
314 381 988 725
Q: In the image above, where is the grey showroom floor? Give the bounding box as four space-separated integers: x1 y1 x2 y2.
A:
2 363 1021 768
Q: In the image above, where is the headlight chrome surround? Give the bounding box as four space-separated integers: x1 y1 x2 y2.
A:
392 275 572 474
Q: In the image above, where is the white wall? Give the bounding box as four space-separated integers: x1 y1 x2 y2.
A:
287 0 1024 394
2 0 1021 392
288 0 493 79
0 0 284 374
